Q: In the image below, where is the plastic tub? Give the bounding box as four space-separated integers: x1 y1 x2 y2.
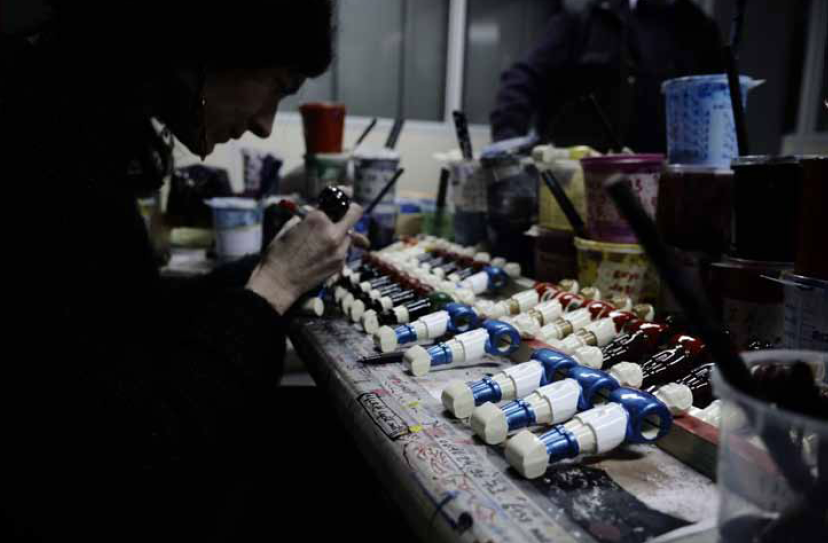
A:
712 349 828 542
205 198 263 261
581 154 664 244
574 236 658 303
662 74 762 167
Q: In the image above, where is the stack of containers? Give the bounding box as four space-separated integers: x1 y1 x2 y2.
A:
577 153 664 305
299 103 350 201
658 74 801 350
533 145 592 283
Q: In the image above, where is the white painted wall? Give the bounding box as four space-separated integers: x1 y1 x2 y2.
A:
173 114 492 200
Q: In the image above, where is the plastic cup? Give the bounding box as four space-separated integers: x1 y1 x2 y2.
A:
299 102 346 154
581 154 665 244
448 159 487 246
712 349 828 542
353 148 400 249
205 198 263 261
662 74 762 167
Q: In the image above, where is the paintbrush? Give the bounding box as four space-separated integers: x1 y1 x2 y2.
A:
354 118 378 148
540 170 588 239
385 118 406 150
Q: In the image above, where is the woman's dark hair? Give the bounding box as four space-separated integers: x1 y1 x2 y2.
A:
9 0 336 192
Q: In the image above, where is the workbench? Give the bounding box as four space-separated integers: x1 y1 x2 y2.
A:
289 314 721 543
163 247 721 542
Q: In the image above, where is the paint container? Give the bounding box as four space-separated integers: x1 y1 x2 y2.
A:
796 156 828 280
205 198 263 262
534 227 578 284
713 350 828 543
781 272 828 352
730 156 802 263
535 146 591 232
299 102 346 154
481 151 538 273
448 159 487 246
353 148 400 249
581 154 664 244
304 153 350 201
662 75 762 167
708 257 790 349
657 165 734 254
574 236 659 304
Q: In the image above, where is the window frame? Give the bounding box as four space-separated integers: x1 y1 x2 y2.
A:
278 0 484 131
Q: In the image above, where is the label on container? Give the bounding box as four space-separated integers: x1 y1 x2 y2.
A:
783 282 828 351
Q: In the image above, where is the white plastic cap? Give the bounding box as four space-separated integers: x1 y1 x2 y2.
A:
334 286 349 303
442 381 476 419
573 346 603 370
608 362 643 388
350 299 367 323
633 304 656 322
380 296 395 312
392 305 410 324
359 281 373 293
559 279 579 293
654 383 694 415
300 297 325 317
362 311 381 335
586 318 618 347
504 263 522 278
474 252 491 263
404 345 432 377
432 268 447 279
376 326 399 353
454 289 476 305
491 257 508 268
505 430 549 479
581 287 601 301
470 402 509 445
341 292 355 312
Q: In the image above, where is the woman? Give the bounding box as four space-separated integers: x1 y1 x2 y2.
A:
3 1 395 541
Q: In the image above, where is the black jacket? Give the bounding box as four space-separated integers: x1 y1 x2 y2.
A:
491 0 723 153
3 40 288 541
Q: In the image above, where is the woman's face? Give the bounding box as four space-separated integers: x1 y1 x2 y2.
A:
178 67 305 156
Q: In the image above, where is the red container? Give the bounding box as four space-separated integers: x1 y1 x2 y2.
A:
581 154 665 244
299 102 346 154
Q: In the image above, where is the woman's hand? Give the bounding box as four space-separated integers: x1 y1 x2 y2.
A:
246 204 364 314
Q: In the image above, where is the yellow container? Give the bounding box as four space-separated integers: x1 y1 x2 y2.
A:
536 146 592 232
574 237 659 304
